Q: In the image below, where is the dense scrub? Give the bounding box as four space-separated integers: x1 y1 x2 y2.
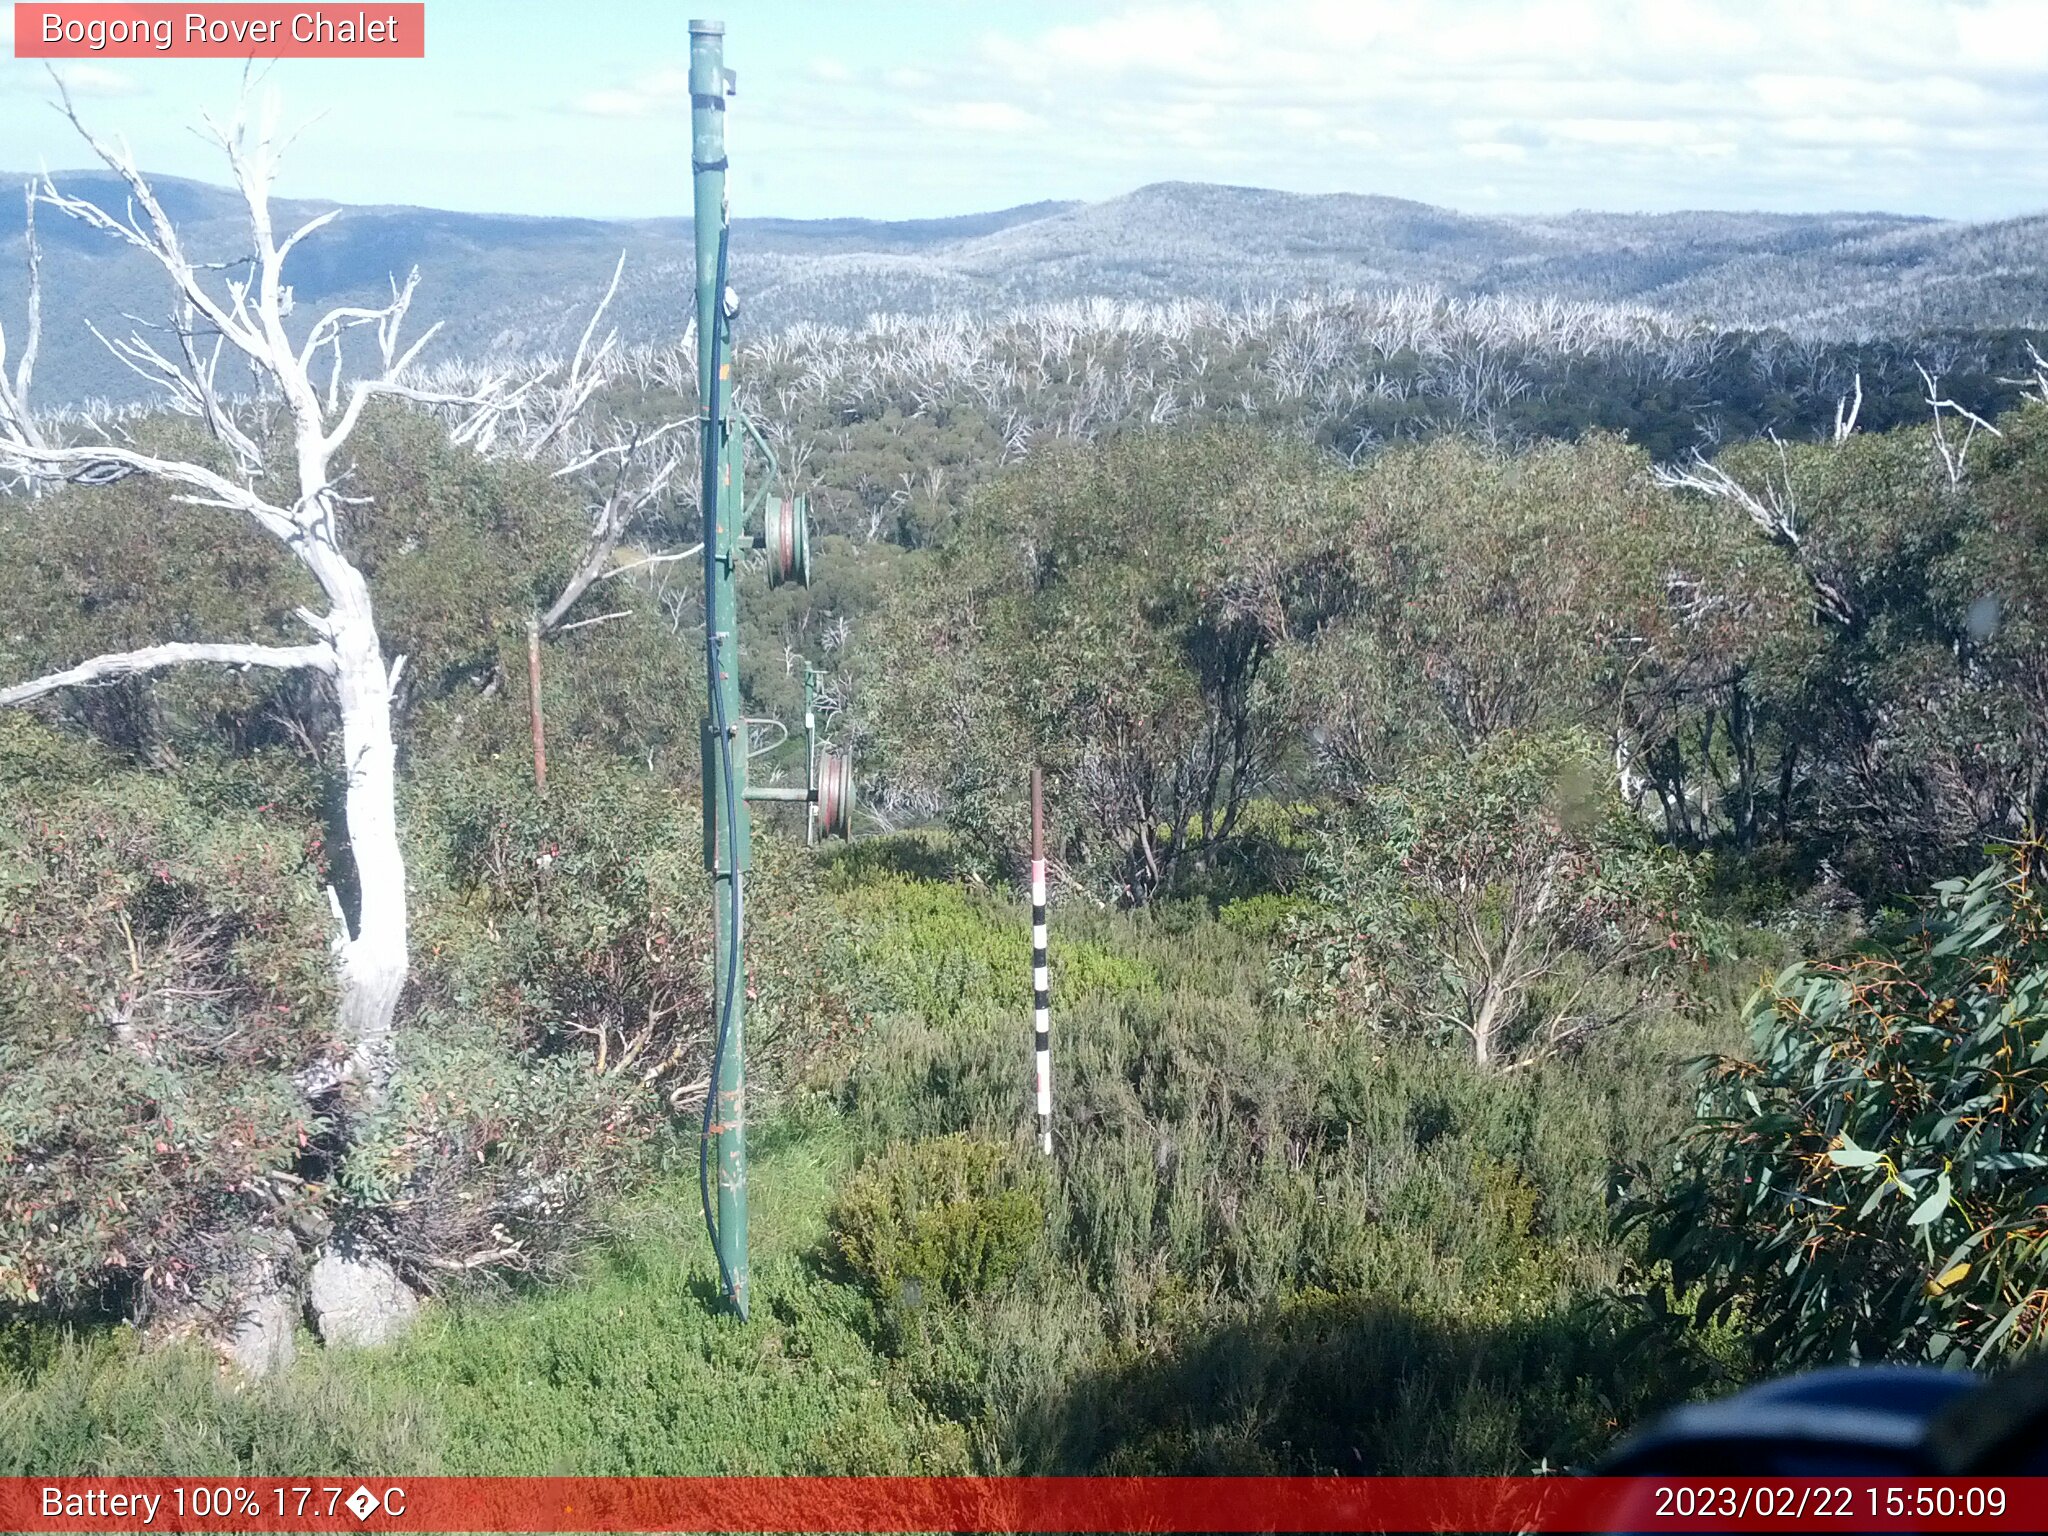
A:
807 842 1742 1472
5 837 1738 1475
1275 729 1700 1068
2 1137 970 1477
863 408 2048 914
9 370 2048 1476
0 411 844 1324
0 717 332 1318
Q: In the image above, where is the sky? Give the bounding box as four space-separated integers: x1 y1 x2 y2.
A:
2 0 2047 223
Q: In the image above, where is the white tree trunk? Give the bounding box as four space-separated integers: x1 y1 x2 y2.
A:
329 596 407 1103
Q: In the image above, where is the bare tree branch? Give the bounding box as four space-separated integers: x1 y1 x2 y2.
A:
1918 363 2002 488
323 371 520 459
598 544 703 581
0 439 298 538
40 72 273 376
1653 444 1802 548
552 608 634 635
1654 442 1857 627
536 424 687 635
0 181 45 451
0 640 335 707
1998 343 2048 408
521 250 627 462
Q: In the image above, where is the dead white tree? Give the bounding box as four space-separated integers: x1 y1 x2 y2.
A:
0 83 518 1108
535 422 693 636
1833 371 1862 444
1653 436 1856 628
0 182 45 456
1917 363 2002 488
404 257 701 643
2002 342 2048 407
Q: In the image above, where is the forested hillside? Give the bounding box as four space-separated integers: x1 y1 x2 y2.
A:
7 137 2048 1481
5 172 2048 402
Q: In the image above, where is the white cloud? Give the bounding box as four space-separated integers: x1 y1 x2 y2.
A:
0 53 145 104
51 63 145 98
32 0 2011 222
365 0 2037 221
573 67 689 120
901 0 2048 215
913 100 1045 135
0 7 139 99
575 88 650 118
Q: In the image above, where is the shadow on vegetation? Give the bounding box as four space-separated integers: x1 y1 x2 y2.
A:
1010 1287 1711 1476
820 830 962 888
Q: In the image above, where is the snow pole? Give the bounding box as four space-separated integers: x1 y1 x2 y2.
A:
1031 768 1052 1155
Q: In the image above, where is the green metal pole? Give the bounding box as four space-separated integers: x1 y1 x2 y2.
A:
690 16 748 1319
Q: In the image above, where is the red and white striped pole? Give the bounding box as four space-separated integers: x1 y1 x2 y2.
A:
1030 767 1051 1155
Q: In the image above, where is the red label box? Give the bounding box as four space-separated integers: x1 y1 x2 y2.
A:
13 4 425 58
4 1476 2048 1533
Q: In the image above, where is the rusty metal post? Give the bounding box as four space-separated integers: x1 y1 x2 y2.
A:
526 615 547 794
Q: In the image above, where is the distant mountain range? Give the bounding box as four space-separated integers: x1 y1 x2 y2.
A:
1 173 2043 404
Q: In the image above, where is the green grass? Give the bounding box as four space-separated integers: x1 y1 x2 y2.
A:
1 1108 965 1478
0 1328 444 1478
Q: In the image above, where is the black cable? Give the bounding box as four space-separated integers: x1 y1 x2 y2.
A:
703 633 745 1312
699 215 745 1315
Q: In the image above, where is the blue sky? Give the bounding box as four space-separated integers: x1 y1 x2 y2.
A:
4 1 2047 221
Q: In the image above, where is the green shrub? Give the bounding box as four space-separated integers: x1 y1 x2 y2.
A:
1625 837 2048 1370
1010 1285 1713 1476
406 750 713 1099
0 717 331 1318
337 1017 656 1290
856 429 1342 901
0 1142 972 1478
1277 729 1698 1068
830 1134 1048 1304
378 748 858 1289
1216 891 1308 941
835 868 1156 1028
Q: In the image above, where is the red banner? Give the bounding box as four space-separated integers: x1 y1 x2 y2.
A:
2 1477 2045 1532
12 5 425 58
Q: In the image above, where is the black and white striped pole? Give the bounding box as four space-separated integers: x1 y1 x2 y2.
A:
1031 767 1052 1156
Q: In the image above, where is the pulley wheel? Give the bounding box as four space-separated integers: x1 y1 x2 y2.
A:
816 748 854 840
765 494 811 588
